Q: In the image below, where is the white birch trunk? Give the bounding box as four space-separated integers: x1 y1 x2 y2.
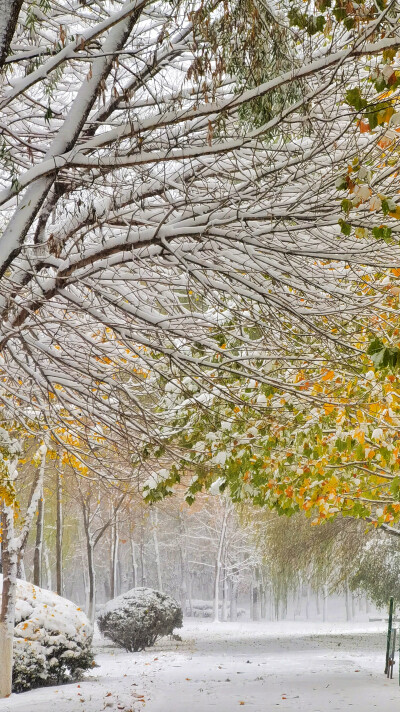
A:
0 503 17 698
178 513 188 613
140 522 146 587
87 537 96 625
110 509 119 599
0 434 21 698
221 569 228 622
56 466 63 596
151 509 162 591
130 539 138 588
43 544 52 591
16 438 48 578
213 501 229 622
33 485 44 587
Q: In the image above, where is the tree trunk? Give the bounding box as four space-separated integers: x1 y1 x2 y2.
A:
130 539 138 588
260 586 266 619
294 585 301 620
345 580 351 621
213 560 220 622
82 501 96 625
273 594 279 621
230 580 238 621
82 546 89 612
187 571 193 617
0 0 23 69
17 559 25 581
178 512 188 613
0 503 17 698
213 501 229 622
151 509 162 591
140 521 146 587
221 569 228 622
323 584 328 622
33 485 44 587
282 594 287 620
43 544 52 591
316 590 320 615
87 537 96 625
17 438 48 578
56 467 63 596
110 509 118 599
252 585 260 621
253 568 261 621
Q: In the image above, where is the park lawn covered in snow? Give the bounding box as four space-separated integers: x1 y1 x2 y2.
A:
0 619 398 711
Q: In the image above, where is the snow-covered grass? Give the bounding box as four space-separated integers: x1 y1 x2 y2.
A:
0 618 399 711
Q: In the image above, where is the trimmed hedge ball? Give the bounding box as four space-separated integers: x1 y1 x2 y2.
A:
97 587 182 652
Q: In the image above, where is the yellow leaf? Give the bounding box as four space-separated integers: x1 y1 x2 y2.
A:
322 370 334 381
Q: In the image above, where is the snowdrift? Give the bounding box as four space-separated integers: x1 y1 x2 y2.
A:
0 576 93 692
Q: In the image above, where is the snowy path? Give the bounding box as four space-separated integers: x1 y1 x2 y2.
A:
0 620 399 711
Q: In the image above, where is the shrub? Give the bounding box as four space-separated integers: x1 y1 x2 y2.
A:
97 587 182 652
5 578 94 692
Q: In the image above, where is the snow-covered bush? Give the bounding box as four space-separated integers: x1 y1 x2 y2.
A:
97 587 182 652
0 577 93 692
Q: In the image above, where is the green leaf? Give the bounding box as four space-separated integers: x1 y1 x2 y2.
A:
335 176 348 191
372 225 392 242
345 88 368 112
367 340 400 370
341 199 353 214
344 17 355 30
367 338 384 356
339 219 351 236
365 109 378 130
334 7 346 21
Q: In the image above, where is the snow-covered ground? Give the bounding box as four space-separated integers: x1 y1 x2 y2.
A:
0 619 399 711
